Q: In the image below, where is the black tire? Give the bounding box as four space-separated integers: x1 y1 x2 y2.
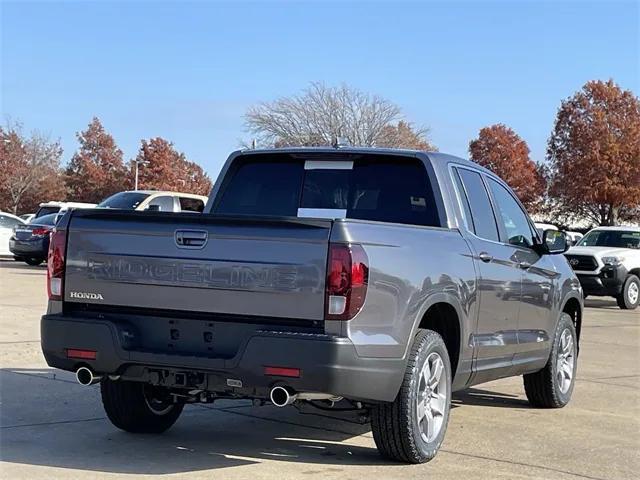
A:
524 313 577 408
13 256 24 262
100 379 184 434
616 275 639 310
24 257 43 266
371 329 452 464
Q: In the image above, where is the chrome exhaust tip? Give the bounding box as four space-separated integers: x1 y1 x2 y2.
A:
76 366 102 386
269 386 297 407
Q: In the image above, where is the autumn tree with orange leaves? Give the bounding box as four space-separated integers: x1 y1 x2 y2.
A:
0 121 66 214
469 124 545 211
548 80 640 226
134 138 211 196
377 121 437 151
66 118 130 203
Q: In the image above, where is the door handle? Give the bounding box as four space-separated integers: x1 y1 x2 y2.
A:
478 252 493 263
175 230 208 249
518 261 532 270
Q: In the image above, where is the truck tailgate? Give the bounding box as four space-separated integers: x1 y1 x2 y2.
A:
63 210 331 321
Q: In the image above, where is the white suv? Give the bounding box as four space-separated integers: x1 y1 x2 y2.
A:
565 226 640 309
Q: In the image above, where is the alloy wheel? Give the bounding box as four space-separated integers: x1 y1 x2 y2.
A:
416 352 447 443
556 329 575 394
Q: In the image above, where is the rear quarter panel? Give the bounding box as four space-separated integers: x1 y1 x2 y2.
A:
329 220 477 366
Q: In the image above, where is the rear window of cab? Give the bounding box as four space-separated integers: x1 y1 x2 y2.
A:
213 154 441 227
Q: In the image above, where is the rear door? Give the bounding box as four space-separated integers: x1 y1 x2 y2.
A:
452 167 522 381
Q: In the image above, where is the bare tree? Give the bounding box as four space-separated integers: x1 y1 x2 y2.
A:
245 83 434 149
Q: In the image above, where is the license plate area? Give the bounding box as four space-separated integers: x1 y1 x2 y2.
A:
131 317 246 359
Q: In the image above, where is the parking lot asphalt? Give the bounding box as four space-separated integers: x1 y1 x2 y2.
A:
0 259 638 480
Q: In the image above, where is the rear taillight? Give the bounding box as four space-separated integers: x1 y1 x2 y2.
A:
32 227 51 237
325 243 369 320
47 227 66 300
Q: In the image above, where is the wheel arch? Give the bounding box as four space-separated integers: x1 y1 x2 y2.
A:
412 293 467 381
561 294 583 345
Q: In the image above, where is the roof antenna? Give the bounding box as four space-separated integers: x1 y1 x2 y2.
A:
332 136 350 149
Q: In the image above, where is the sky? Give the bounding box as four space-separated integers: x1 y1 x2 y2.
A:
2 0 638 179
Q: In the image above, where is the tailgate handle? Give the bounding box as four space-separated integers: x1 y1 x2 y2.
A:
175 230 208 249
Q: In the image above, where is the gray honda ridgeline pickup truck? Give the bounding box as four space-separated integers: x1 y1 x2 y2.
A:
41 148 583 463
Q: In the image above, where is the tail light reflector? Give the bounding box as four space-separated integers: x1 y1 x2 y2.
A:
264 366 301 378
66 349 97 360
325 243 369 320
47 227 66 300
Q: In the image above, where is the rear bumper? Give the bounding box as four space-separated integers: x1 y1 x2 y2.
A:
577 264 627 296
9 238 48 257
41 314 405 402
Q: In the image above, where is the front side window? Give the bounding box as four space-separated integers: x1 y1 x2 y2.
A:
487 177 534 248
456 168 500 242
148 196 175 212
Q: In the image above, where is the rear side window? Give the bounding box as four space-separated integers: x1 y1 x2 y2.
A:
215 156 440 227
456 168 500 242
179 197 205 213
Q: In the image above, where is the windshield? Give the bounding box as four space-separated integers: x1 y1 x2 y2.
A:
97 192 149 210
577 230 640 249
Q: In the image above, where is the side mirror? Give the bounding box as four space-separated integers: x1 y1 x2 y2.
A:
543 229 569 254
146 204 161 212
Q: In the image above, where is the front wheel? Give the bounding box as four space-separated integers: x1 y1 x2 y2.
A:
100 379 184 433
371 329 451 463
616 275 639 310
524 313 577 408
24 257 43 266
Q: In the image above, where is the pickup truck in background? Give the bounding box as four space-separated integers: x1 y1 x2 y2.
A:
41 148 583 464
96 190 208 213
565 226 640 309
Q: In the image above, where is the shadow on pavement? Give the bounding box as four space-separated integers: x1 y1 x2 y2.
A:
452 387 530 409
1 368 530 474
584 298 619 309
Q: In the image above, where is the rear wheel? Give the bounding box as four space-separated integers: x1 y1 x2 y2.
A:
616 275 639 310
524 313 577 408
24 257 43 266
371 329 451 463
100 379 184 433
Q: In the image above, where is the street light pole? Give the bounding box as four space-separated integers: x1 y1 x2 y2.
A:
134 159 139 191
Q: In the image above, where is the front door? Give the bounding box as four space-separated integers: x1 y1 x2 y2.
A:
484 177 555 372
